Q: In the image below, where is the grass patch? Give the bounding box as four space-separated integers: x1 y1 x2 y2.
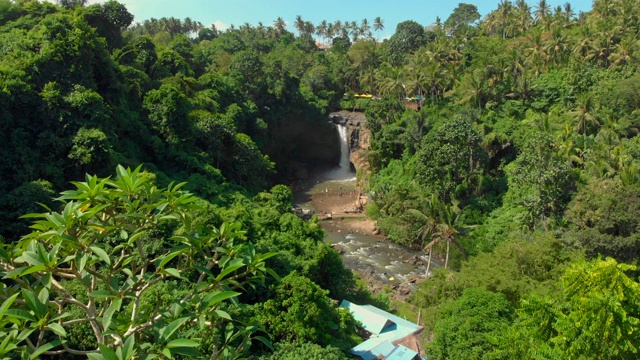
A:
392 301 421 324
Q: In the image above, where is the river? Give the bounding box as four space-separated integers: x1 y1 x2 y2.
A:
293 121 433 287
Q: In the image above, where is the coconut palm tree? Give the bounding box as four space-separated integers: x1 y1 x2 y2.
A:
360 18 371 40
294 15 305 35
568 94 600 136
373 16 384 42
608 37 638 68
435 203 468 269
563 2 575 23
534 0 551 28
316 20 328 45
273 17 287 40
497 0 514 39
408 195 441 277
375 62 405 99
514 0 532 33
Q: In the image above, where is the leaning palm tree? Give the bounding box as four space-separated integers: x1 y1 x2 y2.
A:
408 195 441 277
434 203 469 269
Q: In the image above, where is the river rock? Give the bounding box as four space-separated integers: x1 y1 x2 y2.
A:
398 285 411 296
332 244 345 254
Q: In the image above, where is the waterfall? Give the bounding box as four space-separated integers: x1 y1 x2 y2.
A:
326 124 356 181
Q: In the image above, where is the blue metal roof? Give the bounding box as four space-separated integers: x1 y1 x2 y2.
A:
340 300 393 335
387 345 419 360
340 300 422 360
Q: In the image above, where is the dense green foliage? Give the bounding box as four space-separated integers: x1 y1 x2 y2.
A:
0 2 377 357
345 0 640 358
3 0 640 358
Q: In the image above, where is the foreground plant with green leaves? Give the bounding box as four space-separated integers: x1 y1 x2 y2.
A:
0 165 276 359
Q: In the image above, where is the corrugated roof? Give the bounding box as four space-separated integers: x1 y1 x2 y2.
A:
340 300 394 335
361 305 422 332
340 300 424 360
386 345 418 360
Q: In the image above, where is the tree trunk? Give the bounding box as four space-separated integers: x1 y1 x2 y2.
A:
426 250 432 277
445 240 450 269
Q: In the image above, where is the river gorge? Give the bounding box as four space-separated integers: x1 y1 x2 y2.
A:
292 111 436 297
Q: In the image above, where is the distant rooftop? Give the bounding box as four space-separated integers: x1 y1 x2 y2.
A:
340 300 424 360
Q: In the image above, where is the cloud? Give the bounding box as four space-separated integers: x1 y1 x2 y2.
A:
213 20 228 31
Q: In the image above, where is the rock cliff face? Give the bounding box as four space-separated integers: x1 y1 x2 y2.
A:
266 111 340 180
329 111 371 187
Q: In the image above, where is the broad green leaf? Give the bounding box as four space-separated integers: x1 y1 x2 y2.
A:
215 264 244 281
168 346 200 357
76 252 88 273
3 309 36 322
15 251 44 266
30 339 62 359
213 310 232 320
254 335 274 350
89 290 114 299
20 264 48 277
203 291 240 307
17 327 36 341
37 288 49 305
193 265 213 278
165 339 199 348
40 273 51 288
21 289 46 319
156 247 187 269
87 353 105 360
159 317 190 343
90 246 111 266
163 268 181 279
46 323 66 337
0 293 19 312
266 268 281 281
97 343 119 360
127 230 146 245
117 335 136 360
102 299 122 330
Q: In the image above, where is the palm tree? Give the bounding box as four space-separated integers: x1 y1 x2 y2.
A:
408 195 441 277
568 94 600 136
294 15 305 37
375 62 405 99
524 29 547 75
373 17 384 42
563 2 575 23
608 37 638 68
545 28 568 65
514 0 532 33
349 20 359 42
303 21 315 42
316 20 328 45
360 18 371 40
456 69 487 109
534 0 551 27
498 0 514 39
273 17 287 40
435 203 468 269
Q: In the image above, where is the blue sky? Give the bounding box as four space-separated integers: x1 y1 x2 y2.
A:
87 0 594 38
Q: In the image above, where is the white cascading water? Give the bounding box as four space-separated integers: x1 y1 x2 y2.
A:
325 124 356 181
